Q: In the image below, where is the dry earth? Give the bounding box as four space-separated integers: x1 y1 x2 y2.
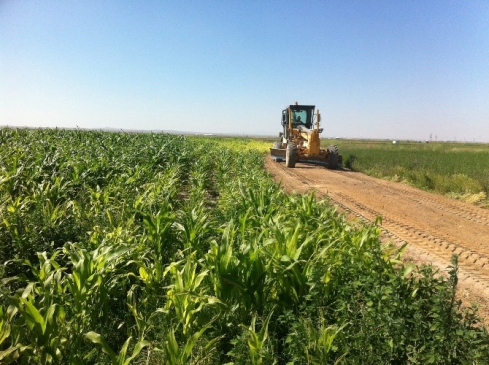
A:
265 155 489 325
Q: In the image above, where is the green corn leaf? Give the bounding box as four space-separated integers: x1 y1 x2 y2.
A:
0 344 30 362
0 316 11 345
117 337 132 364
139 266 149 282
165 329 180 364
123 340 151 365
85 331 117 363
19 298 45 334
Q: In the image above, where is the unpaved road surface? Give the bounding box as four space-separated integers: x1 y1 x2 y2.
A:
266 156 489 323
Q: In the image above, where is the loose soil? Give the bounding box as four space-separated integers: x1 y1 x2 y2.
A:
265 156 489 325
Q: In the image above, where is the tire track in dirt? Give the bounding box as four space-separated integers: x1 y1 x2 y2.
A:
331 191 489 280
331 171 489 227
265 156 489 322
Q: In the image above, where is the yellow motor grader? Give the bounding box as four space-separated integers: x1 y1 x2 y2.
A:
270 103 341 169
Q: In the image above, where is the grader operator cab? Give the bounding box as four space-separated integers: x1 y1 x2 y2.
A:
270 103 342 169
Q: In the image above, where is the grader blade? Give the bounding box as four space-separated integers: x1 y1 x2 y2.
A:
270 147 286 162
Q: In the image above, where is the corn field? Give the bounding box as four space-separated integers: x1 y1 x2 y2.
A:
1 128 488 364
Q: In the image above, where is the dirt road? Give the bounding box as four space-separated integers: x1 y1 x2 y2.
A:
265 156 489 321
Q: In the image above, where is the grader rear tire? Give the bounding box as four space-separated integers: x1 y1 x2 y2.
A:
326 145 339 170
286 143 297 168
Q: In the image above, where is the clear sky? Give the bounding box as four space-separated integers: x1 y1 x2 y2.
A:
1 1 489 141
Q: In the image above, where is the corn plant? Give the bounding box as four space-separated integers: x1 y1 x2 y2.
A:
1 129 489 364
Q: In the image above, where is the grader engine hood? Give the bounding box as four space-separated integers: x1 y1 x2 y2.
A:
307 128 320 155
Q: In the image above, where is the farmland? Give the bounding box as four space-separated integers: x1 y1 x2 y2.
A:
1 128 489 364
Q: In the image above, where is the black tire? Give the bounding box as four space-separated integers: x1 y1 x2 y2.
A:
286 143 297 168
272 141 282 149
326 145 339 170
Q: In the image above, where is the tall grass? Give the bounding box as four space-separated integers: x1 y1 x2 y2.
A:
1 128 488 364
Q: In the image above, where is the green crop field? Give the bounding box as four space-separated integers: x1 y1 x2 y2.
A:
1 128 488 364
320 139 489 207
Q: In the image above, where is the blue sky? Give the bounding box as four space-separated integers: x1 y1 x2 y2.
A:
1 1 488 141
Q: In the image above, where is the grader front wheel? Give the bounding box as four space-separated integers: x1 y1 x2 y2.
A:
286 143 297 168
